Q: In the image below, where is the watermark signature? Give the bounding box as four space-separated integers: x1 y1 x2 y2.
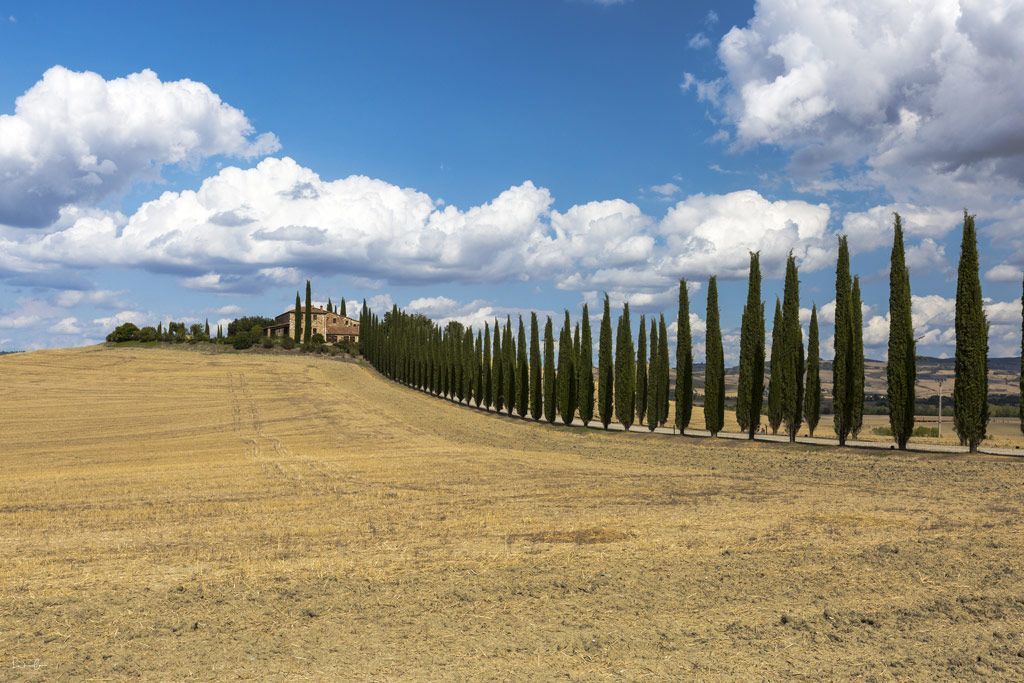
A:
11 657 46 671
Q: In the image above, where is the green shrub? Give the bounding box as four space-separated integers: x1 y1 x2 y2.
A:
871 426 892 436
281 336 296 350
261 336 274 349
232 336 253 350
912 426 939 438
107 322 140 342
137 326 159 342
310 333 325 346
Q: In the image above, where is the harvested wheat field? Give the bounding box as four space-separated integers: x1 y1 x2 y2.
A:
2 346 1024 680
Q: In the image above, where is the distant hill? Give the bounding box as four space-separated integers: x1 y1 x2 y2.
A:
675 357 1021 399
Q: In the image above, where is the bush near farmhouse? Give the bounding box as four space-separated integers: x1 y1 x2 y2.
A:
107 323 140 342
281 336 296 350
227 316 274 337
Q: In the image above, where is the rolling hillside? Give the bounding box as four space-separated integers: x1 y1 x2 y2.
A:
2 346 1023 679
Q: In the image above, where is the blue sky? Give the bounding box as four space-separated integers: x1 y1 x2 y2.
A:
1 0 1022 360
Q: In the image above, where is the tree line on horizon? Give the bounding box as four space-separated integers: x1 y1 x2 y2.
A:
361 211 995 452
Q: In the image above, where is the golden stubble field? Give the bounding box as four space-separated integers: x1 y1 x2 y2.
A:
2 345 1024 680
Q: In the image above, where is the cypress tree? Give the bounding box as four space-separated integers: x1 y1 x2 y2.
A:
543 316 557 423
704 277 725 436
475 330 484 407
294 291 302 343
493 320 504 412
736 252 765 438
805 305 821 437
573 324 580 370
570 322 580 421
767 298 784 435
658 314 670 425
598 294 614 429
851 276 865 437
303 279 312 345
675 280 693 433
887 213 915 449
340 298 347 317
615 303 636 430
483 322 493 410
327 297 333 314
530 312 542 420
953 210 989 452
557 311 575 425
462 326 474 403
636 315 648 426
517 317 529 418
833 236 854 446
504 316 516 416
578 303 595 426
204 318 210 338
781 253 804 442
647 318 660 431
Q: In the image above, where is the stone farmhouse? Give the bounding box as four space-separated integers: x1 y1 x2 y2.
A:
265 306 360 343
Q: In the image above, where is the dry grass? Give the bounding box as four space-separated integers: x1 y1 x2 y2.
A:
2 345 1024 680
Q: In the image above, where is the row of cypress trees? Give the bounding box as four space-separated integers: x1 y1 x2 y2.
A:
359 296 677 431
359 211 991 450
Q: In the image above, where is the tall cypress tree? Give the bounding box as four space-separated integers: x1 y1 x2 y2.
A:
851 276 865 437
204 318 210 338
462 326 474 404
805 305 821 437
530 312 542 420
833 236 854 446
543 316 557 423
303 279 313 345
578 303 595 426
505 316 516 416
736 252 765 438
327 297 333 314
557 311 575 424
887 213 915 449
675 280 693 433
483 322 493 409
704 277 725 436
570 322 580 422
598 294 614 429
614 303 636 429
340 298 347 317
293 291 303 343
781 253 804 442
493 320 504 412
658 314 669 426
474 330 484 408
767 298 784 435
647 318 660 431
517 317 529 418
636 315 648 426
953 210 989 452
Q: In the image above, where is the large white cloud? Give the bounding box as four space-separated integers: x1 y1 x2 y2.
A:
688 0 1024 204
2 158 837 301
0 66 279 227
659 190 832 278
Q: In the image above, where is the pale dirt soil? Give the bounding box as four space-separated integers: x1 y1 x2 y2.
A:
2 346 1024 680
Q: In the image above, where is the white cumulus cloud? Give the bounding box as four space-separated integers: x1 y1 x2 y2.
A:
690 0 1024 205
0 66 278 228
